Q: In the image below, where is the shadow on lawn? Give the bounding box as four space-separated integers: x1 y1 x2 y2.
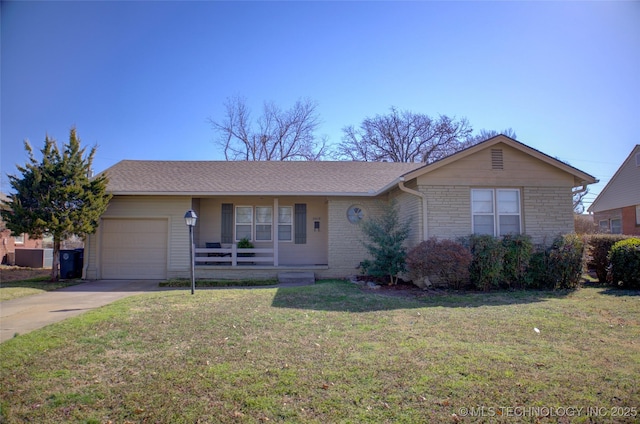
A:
598 288 640 297
270 280 572 313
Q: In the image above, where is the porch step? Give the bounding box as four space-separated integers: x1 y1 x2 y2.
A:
277 272 315 286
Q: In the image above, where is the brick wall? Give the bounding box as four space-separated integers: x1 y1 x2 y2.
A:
522 187 574 244
389 186 422 248
1 230 41 265
420 185 471 240
594 206 640 235
327 197 387 278
414 185 575 246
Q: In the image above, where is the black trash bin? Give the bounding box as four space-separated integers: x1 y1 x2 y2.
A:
74 248 84 277
60 250 80 279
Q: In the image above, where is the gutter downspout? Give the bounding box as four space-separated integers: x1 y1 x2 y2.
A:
398 179 428 241
572 183 589 197
82 235 89 279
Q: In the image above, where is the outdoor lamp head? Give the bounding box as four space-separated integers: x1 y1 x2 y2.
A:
184 210 198 227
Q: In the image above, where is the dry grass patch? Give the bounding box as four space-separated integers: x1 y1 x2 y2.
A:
1 281 639 423
0 266 81 301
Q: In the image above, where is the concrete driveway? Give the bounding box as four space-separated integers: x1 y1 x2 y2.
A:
0 280 161 343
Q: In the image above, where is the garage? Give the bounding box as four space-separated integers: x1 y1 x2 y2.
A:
101 218 168 279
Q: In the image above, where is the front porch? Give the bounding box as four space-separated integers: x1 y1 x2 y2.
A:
195 245 276 266
193 245 328 280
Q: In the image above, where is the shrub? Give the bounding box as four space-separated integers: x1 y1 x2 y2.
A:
608 238 640 289
359 201 411 285
237 237 255 257
547 234 585 289
465 235 505 291
586 234 628 283
237 237 254 249
525 248 551 289
406 238 473 289
501 234 533 289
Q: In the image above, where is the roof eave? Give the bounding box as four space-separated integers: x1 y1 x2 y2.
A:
108 191 385 197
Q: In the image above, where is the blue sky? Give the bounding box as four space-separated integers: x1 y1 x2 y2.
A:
2 1 639 210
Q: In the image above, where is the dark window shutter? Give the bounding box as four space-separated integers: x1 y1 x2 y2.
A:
295 203 306 244
221 203 233 244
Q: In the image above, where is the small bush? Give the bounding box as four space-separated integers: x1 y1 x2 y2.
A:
525 249 551 289
501 234 533 289
359 201 411 285
586 234 628 283
547 234 585 289
608 238 640 289
466 235 505 291
406 238 473 289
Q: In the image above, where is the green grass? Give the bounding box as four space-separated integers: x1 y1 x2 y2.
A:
0 279 82 302
1 280 639 423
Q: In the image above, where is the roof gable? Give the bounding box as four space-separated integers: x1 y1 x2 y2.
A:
588 145 640 213
401 135 598 187
102 161 424 196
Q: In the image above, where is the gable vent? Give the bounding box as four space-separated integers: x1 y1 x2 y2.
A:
491 149 504 170
636 152 640 167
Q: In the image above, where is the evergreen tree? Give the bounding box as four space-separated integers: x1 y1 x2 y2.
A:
1 128 111 281
359 200 411 285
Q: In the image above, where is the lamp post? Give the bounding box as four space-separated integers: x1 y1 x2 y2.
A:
184 210 198 295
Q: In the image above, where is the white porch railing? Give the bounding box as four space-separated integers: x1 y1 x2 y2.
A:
194 246 274 266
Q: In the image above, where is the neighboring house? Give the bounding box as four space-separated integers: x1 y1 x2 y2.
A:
84 135 597 280
0 192 42 265
588 145 640 235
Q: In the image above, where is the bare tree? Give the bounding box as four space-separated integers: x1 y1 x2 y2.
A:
210 96 326 161
573 187 589 214
465 128 518 145
574 213 599 234
336 107 473 163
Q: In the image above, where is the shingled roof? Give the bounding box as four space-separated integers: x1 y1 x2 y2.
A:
102 160 425 196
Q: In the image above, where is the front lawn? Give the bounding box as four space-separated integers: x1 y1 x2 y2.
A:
1 281 638 423
0 279 82 302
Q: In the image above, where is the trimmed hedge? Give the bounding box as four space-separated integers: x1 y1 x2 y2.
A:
586 234 628 283
467 235 505 291
406 238 472 289
408 234 586 291
508 234 584 290
547 234 585 290
501 234 534 289
608 238 640 289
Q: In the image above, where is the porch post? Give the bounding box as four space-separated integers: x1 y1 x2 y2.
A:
273 198 279 266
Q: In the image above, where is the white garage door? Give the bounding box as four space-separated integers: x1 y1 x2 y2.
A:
101 219 168 279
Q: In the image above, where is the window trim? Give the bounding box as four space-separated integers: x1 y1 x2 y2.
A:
471 188 522 237
278 206 293 242
636 205 640 226
599 220 610 232
610 218 622 234
255 206 273 242
235 206 253 242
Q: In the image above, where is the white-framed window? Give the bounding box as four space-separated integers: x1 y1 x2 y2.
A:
234 205 298 242
14 233 25 244
472 188 521 236
636 205 640 226
611 218 622 234
599 220 610 232
235 206 253 241
255 206 273 241
278 206 293 241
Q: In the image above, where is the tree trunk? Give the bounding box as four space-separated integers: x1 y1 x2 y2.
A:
51 238 61 282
